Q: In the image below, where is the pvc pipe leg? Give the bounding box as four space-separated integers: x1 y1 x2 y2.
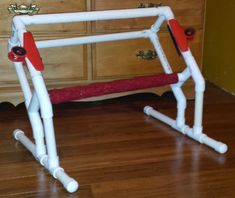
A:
144 106 228 154
53 168 79 193
13 129 79 193
201 135 228 154
13 129 35 156
144 106 176 128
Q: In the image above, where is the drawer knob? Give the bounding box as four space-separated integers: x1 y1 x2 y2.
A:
8 4 40 15
138 3 162 8
136 50 158 60
184 27 196 40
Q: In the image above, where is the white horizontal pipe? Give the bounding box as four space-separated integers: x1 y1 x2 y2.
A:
53 168 79 193
13 7 174 26
144 106 176 128
201 135 228 154
13 129 36 157
36 30 149 48
13 130 79 193
144 106 228 154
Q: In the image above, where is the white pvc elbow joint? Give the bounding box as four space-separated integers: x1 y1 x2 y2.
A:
158 6 174 20
194 76 205 92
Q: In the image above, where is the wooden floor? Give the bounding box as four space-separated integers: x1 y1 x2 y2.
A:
0 82 235 198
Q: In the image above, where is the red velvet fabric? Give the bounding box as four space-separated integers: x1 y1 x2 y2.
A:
49 73 178 104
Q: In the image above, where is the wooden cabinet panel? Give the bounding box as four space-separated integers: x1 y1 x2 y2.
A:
0 39 19 84
93 30 203 79
0 0 86 36
92 0 205 32
39 45 88 82
0 39 88 83
0 0 205 104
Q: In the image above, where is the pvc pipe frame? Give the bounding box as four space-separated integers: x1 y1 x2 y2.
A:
8 6 228 193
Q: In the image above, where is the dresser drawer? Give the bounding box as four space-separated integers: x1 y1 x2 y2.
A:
0 0 86 36
92 0 205 32
0 39 19 84
92 30 203 79
39 44 88 82
0 38 88 84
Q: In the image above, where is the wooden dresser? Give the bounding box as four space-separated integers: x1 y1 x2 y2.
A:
0 0 206 105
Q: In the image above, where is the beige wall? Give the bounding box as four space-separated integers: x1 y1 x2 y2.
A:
203 1 235 94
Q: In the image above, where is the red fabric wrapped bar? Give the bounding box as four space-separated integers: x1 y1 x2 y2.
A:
49 73 179 104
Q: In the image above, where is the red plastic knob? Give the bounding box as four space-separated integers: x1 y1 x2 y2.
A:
8 46 27 62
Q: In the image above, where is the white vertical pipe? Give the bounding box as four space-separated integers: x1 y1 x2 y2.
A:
43 118 59 169
148 33 173 74
182 51 205 134
26 59 53 118
150 15 166 33
149 33 186 127
182 51 205 92
8 24 20 49
193 91 204 134
28 92 40 113
26 59 59 169
13 62 32 107
28 92 47 157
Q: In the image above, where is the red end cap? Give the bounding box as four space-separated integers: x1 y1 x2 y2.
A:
24 32 44 71
168 19 189 52
8 46 27 62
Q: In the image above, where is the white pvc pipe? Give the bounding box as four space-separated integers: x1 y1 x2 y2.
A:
144 106 228 154
150 15 166 33
13 129 36 156
12 7 174 26
28 92 47 157
193 91 204 134
14 62 32 107
28 92 40 113
53 168 79 193
149 33 173 74
36 30 149 48
182 51 205 134
27 59 59 169
26 59 53 118
177 68 191 88
43 118 59 169
144 106 176 128
149 33 186 127
13 130 79 193
182 51 205 92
